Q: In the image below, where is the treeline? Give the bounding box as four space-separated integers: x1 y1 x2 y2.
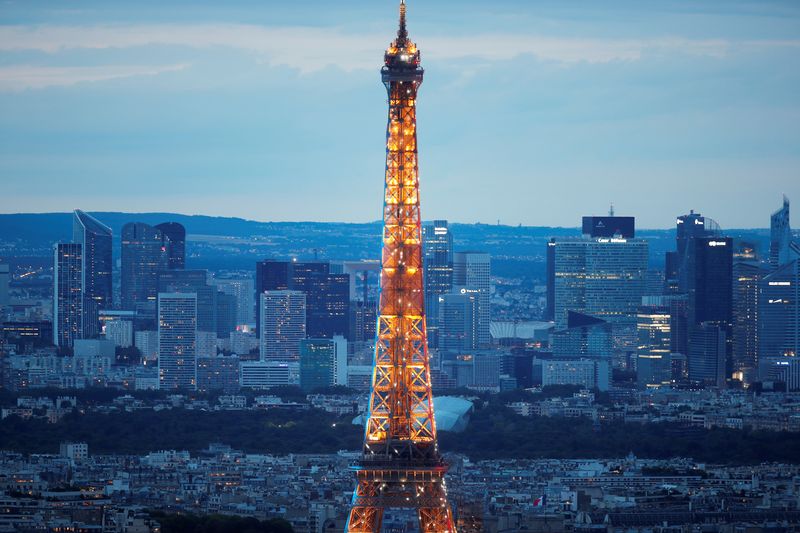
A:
439 404 800 464
150 512 293 533
0 408 362 455
4 395 800 464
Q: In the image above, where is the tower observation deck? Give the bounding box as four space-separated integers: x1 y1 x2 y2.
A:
345 2 457 532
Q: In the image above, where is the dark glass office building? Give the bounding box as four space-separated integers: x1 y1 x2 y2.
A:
53 243 83 348
121 222 169 312
422 220 454 348
155 222 186 270
72 210 113 339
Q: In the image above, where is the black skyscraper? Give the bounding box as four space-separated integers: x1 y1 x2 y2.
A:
675 211 720 292
155 222 186 270
686 236 734 381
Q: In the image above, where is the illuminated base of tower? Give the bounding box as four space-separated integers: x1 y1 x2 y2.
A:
347 465 456 533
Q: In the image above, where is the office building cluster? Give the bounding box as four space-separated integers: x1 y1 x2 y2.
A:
1 198 798 396
543 198 800 392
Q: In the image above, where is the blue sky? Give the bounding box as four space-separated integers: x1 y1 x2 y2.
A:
1 0 798 228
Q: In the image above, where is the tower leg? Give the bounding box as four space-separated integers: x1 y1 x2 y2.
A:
346 506 383 533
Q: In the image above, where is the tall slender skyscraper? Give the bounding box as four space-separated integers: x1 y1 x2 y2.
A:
73 210 112 338
53 243 83 348
158 292 197 390
732 260 767 381
675 211 720 292
422 220 453 349
121 222 169 312
0 263 9 311
346 3 456 530
154 222 186 270
453 251 491 346
759 260 800 360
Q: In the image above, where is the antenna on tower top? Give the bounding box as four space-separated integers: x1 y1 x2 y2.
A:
397 0 408 43
609 203 615 217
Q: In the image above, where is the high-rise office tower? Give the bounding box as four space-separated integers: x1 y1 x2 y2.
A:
299 338 336 392
255 260 348 339
438 288 479 354
636 299 672 388
548 236 648 339
212 277 255 326
346 3 456 529
157 270 216 333
215 292 238 338
759 260 799 361
453 251 491 346
121 222 169 312
73 210 112 339
154 222 186 270
675 211 720 292
545 239 556 321
349 300 377 343
422 220 453 348
53 243 83 347
664 251 680 294
687 237 733 327
688 322 727 387
0 263 9 311
732 260 767 381
306 271 350 338
682 236 733 383
770 196 792 269
158 292 197 390
259 290 306 360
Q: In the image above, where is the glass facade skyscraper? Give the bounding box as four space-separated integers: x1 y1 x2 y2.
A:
636 300 672 388
72 210 112 339
299 338 336 392
53 243 83 348
759 260 799 360
422 220 453 348
548 237 648 346
453 251 491 346
732 260 767 381
121 222 169 313
154 222 186 270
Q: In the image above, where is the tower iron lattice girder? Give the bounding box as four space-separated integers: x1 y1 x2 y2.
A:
346 2 456 532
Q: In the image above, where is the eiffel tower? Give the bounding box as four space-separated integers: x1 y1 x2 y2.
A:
345 2 457 532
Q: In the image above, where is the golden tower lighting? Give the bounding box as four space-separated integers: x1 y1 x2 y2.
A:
345 2 457 531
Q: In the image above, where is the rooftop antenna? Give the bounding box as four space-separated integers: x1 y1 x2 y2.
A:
397 0 408 44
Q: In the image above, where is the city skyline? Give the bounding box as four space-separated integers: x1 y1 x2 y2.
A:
1 0 799 228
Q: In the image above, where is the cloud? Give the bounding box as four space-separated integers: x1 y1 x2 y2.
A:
0 23 798 90
2 23 788 70
0 63 189 90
